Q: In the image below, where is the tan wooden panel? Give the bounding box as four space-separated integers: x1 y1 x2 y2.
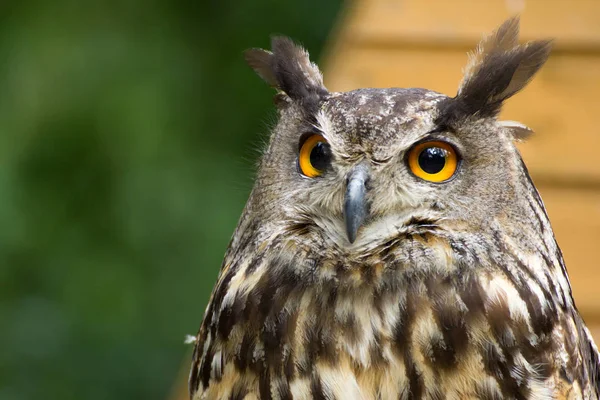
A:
344 0 600 50
324 47 600 182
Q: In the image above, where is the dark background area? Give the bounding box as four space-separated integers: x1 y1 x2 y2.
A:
0 2 342 399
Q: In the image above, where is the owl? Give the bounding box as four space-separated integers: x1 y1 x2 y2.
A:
189 17 600 399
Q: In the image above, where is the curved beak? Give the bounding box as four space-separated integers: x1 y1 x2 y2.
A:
344 164 370 243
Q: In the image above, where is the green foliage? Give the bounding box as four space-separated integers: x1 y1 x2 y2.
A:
0 1 342 398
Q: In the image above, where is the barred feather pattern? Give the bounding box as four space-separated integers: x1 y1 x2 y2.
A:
189 162 600 399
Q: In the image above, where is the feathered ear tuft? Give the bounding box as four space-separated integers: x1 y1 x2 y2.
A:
444 17 552 120
244 48 279 88
244 37 328 107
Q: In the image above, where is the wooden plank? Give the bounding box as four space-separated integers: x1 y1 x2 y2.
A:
344 0 600 50
324 47 600 182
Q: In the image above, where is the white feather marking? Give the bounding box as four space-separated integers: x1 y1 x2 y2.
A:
289 378 311 399
345 296 375 367
314 110 337 147
483 275 531 322
512 352 555 400
378 292 401 336
210 350 222 380
184 334 197 345
318 364 366 400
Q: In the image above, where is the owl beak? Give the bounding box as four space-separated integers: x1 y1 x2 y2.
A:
344 164 370 244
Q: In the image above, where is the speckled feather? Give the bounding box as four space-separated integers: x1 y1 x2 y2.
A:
190 18 600 399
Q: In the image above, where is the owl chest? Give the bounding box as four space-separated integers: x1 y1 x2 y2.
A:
196 263 570 400
202 292 465 399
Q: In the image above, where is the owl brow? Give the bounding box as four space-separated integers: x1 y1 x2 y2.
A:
427 125 455 135
307 120 325 135
312 110 334 140
412 125 456 144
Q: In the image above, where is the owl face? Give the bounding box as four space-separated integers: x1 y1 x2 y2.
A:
256 88 520 250
245 19 551 251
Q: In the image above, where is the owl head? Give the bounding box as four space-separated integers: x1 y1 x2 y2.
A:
243 17 552 253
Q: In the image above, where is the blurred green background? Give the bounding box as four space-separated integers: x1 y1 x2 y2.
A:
0 2 342 399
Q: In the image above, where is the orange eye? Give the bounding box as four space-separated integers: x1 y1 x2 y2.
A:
298 134 331 178
407 141 459 182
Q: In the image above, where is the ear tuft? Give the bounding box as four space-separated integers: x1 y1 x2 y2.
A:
244 36 328 105
460 16 520 91
451 16 552 119
244 48 278 88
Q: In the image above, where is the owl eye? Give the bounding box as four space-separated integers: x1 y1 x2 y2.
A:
298 134 331 178
407 140 459 182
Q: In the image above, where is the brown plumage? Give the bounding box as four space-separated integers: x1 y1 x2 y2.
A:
189 17 600 399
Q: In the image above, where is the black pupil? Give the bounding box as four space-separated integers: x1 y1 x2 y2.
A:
310 141 331 171
418 146 447 174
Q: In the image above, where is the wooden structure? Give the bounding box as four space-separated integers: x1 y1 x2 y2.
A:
172 1 600 397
